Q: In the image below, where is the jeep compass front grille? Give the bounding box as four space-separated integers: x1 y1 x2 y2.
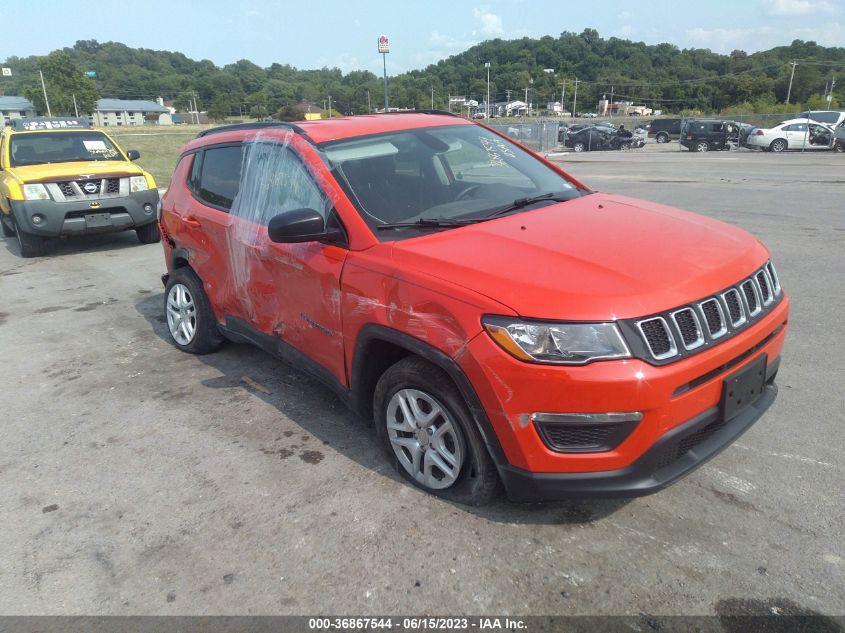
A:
628 261 783 364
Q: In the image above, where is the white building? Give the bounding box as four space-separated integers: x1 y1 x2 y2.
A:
0 96 36 124
91 98 169 126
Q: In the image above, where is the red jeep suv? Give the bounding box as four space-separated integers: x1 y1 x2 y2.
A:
158 112 788 504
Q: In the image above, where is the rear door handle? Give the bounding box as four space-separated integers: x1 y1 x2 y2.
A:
182 215 201 229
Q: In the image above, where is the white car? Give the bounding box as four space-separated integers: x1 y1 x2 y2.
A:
746 118 835 152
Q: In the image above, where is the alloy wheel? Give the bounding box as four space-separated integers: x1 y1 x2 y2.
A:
385 388 464 490
166 283 197 345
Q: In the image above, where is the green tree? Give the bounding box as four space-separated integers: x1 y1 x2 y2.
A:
23 51 98 116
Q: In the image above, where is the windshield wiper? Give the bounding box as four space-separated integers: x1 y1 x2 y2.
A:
485 192 573 218
376 217 484 231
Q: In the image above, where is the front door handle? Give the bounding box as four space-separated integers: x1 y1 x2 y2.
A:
182 215 201 229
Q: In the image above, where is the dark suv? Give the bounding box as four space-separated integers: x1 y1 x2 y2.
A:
645 119 682 143
680 119 732 152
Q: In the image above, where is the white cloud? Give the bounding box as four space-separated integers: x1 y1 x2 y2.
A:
473 7 504 36
762 0 838 16
685 22 845 53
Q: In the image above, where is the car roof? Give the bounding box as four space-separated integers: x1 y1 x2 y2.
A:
776 117 831 127
189 112 474 150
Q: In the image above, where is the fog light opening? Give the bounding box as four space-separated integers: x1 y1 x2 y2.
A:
143 203 154 215
31 214 46 225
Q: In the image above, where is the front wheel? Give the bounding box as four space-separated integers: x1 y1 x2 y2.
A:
136 221 161 244
834 142 845 153
164 268 223 354
573 141 586 152
374 356 501 505
1 214 15 238
15 223 44 258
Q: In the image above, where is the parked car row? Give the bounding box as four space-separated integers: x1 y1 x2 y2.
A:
632 110 845 153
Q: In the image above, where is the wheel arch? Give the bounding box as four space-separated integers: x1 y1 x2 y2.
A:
350 324 508 466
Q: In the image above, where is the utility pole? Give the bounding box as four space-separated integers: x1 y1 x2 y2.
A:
367 90 371 114
72 94 79 117
785 61 797 105
561 80 566 115
39 70 52 117
609 85 614 119
827 76 836 105
328 95 332 117
485 62 491 120
572 78 580 118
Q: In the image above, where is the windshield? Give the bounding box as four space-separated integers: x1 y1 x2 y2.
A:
322 124 585 239
10 131 124 167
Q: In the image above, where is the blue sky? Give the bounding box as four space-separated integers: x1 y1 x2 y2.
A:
5 0 844 74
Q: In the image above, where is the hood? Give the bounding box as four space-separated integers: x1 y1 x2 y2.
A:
391 193 769 321
8 160 144 183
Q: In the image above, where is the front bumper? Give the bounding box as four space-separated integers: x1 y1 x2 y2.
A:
500 378 777 501
459 296 788 500
9 189 160 237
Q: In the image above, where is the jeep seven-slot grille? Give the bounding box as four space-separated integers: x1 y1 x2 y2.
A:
631 261 782 363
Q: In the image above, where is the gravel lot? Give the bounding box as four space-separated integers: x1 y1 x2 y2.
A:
1 144 842 617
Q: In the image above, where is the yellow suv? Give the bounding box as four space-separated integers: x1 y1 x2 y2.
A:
0 117 160 257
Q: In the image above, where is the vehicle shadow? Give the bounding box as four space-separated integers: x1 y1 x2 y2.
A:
135 292 631 525
2 230 143 258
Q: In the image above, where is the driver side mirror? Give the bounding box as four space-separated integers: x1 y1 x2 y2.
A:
126 149 141 161
267 208 344 244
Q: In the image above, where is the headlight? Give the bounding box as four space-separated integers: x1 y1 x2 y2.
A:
23 184 50 201
129 176 149 192
483 316 631 365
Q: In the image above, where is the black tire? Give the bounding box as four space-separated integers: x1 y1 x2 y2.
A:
374 356 501 505
15 221 45 258
573 141 586 152
834 141 845 153
656 132 669 143
136 221 161 244
695 141 710 152
1 213 15 238
163 267 224 355
770 138 787 153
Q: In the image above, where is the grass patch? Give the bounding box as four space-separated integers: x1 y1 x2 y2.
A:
105 125 213 188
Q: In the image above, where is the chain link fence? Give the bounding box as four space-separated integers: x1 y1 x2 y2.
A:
488 121 561 153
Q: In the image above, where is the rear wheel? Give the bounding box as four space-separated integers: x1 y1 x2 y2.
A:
656 132 669 143
136 221 161 244
770 138 787 153
695 141 710 152
374 356 501 505
164 267 223 354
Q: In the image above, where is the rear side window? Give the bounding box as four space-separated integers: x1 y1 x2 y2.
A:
194 145 243 211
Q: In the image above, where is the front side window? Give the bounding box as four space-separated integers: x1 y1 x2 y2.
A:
231 142 330 227
9 131 123 166
322 124 584 240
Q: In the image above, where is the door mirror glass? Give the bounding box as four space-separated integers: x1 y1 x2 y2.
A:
126 149 141 161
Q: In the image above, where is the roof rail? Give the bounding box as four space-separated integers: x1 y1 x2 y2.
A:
377 110 460 118
195 120 311 140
